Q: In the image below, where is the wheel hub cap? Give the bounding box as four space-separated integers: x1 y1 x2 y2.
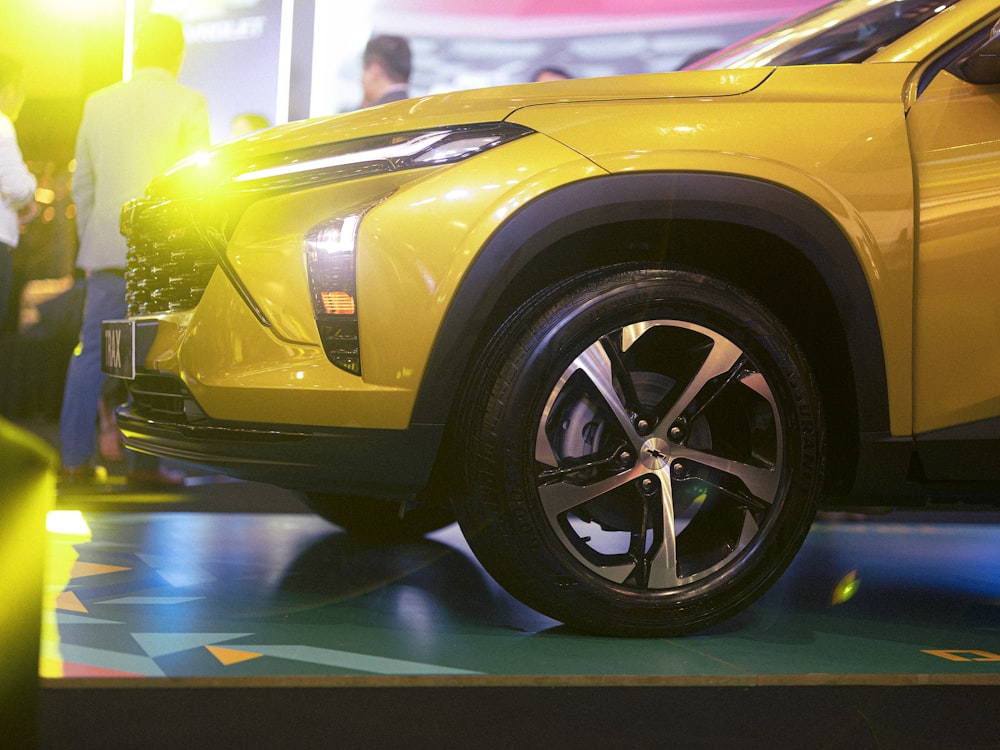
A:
639 437 671 470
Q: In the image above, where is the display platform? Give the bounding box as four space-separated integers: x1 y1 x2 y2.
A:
40 477 1000 748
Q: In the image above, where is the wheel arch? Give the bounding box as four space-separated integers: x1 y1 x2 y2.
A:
412 172 889 496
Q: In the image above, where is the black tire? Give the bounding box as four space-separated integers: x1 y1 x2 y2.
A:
454 265 825 636
303 493 455 540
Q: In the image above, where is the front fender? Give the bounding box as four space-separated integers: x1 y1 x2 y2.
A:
411 172 890 438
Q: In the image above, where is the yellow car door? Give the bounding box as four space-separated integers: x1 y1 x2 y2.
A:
908 26 1000 479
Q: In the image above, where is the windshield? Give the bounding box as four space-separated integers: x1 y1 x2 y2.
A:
690 0 963 69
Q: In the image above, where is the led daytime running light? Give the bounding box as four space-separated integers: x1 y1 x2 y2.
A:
229 123 532 191
234 131 451 184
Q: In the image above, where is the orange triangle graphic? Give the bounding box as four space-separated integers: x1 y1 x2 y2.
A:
207 645 263 666
71 561 131 579
56 590 88 613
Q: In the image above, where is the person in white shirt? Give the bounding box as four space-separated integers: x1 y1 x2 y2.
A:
59 14 210 485
0 54 37 333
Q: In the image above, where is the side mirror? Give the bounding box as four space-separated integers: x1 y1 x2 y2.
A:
959 25 1000 86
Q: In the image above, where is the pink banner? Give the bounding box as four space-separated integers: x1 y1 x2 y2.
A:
378 0 823 18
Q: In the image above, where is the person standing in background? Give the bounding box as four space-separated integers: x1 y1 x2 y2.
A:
60 14 210 485
0 54 37 333
360 35 412 108
531 66 572 82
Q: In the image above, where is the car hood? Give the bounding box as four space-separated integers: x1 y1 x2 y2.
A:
263 68 772 149
146 69 773 199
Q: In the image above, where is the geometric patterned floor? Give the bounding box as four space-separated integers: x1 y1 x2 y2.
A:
43 502 1000 686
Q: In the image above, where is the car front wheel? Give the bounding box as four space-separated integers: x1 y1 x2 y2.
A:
454 264 825 636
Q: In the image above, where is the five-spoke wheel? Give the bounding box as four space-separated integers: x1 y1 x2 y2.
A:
454 265 824 636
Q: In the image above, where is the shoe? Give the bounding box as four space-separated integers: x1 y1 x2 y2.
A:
126 467 186 489
58 464 110 490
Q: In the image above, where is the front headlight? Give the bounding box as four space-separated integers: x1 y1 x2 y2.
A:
230 122 533 193
293 122 532 377
305 211 367 376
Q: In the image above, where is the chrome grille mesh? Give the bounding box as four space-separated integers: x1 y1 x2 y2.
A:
124 201 219 316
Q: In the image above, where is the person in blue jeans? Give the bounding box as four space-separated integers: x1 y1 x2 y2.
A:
59 272 132 476
59 15 209 484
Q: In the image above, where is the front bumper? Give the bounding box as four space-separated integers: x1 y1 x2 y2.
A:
116 407 444 499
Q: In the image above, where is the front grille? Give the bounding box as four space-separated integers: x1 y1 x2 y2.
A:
124 200 220 316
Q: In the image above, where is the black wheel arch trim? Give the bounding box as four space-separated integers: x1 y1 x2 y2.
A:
411 172 890 437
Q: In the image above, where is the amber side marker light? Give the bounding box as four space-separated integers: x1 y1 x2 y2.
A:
320 291 356 316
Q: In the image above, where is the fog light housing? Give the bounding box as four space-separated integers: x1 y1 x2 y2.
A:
305 214 363 375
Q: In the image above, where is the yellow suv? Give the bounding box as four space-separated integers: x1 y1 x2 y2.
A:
105 0 1000 636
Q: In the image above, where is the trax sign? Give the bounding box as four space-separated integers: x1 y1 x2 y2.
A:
101 320 136 380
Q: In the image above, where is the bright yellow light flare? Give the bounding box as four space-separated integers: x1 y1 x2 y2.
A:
34 187 56 205
831 569 861 605
46 510 92 537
